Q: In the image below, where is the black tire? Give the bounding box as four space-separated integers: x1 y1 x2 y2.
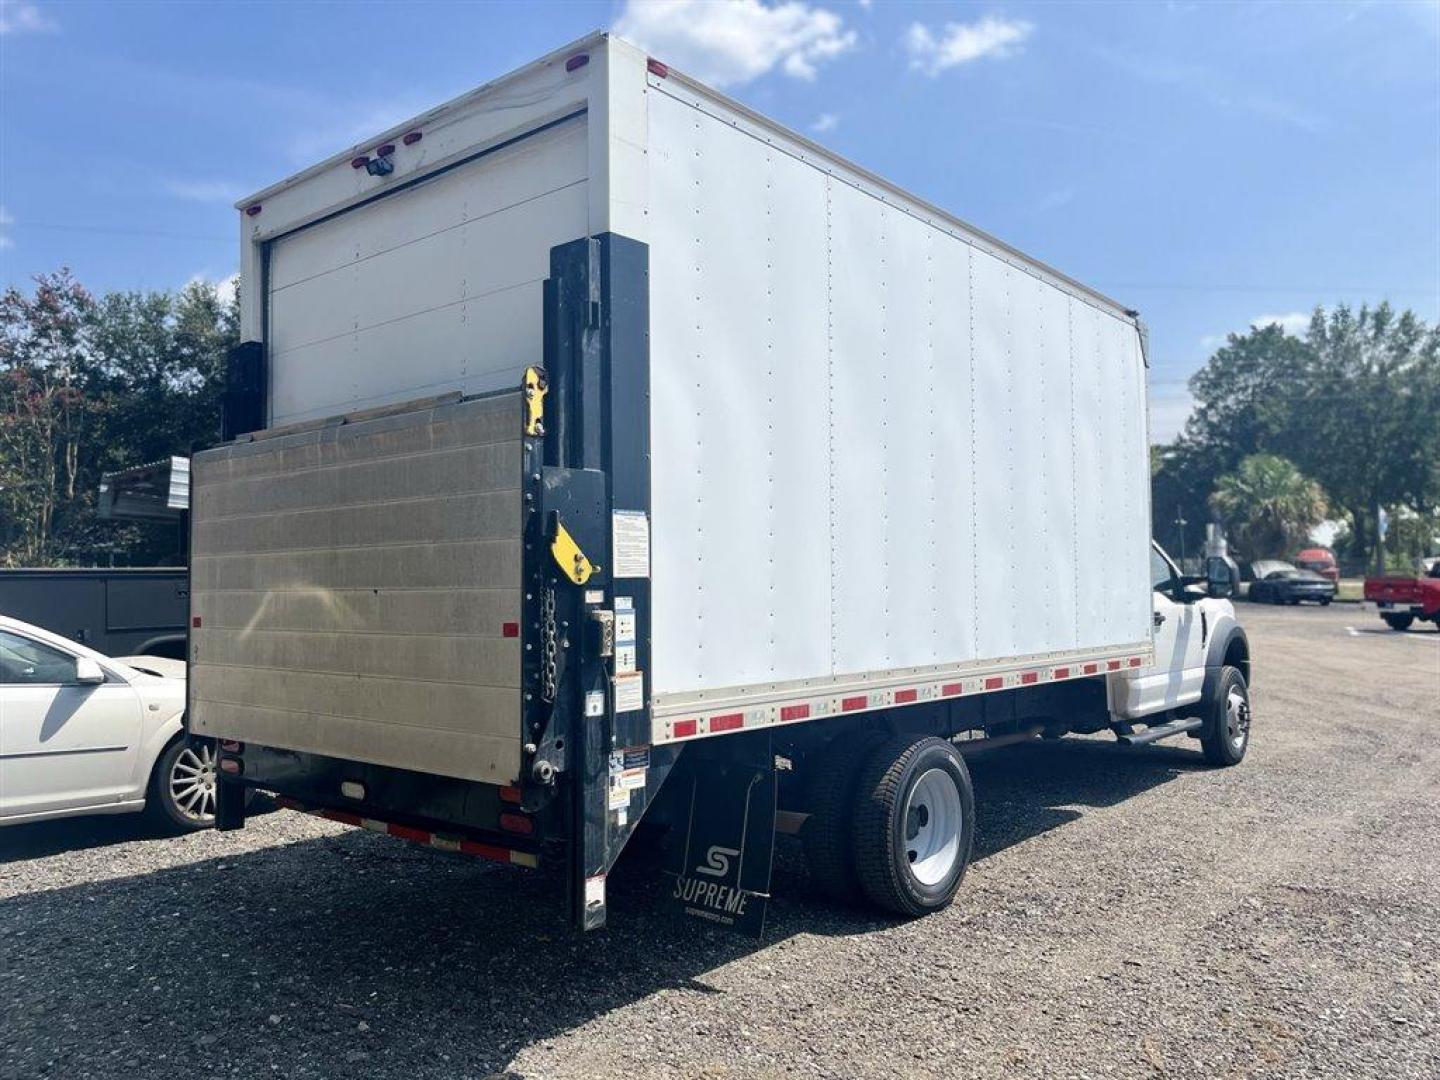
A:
801 736 880 903
147 736 218 832
1320 598 1332 606
1382 613 1414 631
851 736 975 918
1199 666 1251 767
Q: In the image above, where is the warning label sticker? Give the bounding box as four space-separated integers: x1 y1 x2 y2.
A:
614 672 645 713
612 511 650 579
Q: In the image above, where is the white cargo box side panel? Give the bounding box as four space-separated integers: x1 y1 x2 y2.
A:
648 96 833 691
646 84 1150 704
189 394 524 785
265 115 588 427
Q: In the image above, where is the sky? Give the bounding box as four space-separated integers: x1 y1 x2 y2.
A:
1 0 1437 441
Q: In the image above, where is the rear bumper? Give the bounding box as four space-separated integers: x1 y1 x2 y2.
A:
274 796 539 868
215 742 551 856
1374 602 1426 616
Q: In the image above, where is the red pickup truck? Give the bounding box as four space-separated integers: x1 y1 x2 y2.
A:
1364 561 1440 631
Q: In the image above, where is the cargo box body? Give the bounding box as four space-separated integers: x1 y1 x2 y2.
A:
192 33 1152 797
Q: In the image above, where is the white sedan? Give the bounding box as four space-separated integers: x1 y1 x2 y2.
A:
0 614 217 830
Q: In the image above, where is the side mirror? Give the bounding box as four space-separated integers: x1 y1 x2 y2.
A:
1205 556 1236 599
73 657 106 685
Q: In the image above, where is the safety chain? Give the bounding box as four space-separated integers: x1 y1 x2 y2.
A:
541 584 558 703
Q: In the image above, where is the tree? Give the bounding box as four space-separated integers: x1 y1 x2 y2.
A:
0 270 237 567
0 270 99 565
1152 321 1315 561
1210 454 1329 560
1283 304 1440 572
1153 305 1440 568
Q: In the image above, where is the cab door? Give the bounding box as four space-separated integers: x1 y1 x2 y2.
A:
0 628 144 820
1117 545 1207 718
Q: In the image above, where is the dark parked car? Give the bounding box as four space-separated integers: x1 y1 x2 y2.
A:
1250 568 1336 606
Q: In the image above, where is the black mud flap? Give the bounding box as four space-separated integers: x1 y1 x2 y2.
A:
663 737 777 937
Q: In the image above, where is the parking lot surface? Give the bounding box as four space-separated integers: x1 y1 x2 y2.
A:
2 605 1437 1079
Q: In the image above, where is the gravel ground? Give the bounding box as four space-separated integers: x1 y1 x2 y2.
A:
2 605 1437 1079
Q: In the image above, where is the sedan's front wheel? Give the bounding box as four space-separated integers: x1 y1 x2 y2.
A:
148 737 218 832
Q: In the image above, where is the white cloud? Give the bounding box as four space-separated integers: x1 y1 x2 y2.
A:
1199 311 1311 354
0 205 14 249
1251 311 1310 336
0 1 57 35
185 273 239 309
811 112 838 132
904 15 1033 76
164 179 246 204
614 0 857 86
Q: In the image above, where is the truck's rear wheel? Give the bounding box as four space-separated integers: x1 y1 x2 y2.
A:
1199 666 1251 767
851 736 974 917
801 736 879 904
1382 613 1414 631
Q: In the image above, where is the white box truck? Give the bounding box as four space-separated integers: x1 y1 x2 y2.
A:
191 32 1252 933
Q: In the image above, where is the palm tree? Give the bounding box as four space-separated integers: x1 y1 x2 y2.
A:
1211 455 1329 560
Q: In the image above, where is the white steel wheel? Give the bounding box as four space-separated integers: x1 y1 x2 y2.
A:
1200 666 1251 767
149 738 218 831
1224 688 1251 754
852 736 975 917
902 768 964 887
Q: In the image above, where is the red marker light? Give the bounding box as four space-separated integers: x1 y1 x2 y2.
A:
402 131 422 146
501 621 519 638
192 616 202 628
565 52 589 72
244 204 262 217
647 58 669 77
351 156 370 169
375 143 395 157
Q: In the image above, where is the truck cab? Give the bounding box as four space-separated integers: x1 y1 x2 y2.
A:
1109 543 1251 765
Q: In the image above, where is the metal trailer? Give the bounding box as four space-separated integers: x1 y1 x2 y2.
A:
191 33 1228 934
0 568 189 658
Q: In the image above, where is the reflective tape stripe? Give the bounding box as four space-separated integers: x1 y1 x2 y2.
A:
652 650 1154 745
275 797 538 868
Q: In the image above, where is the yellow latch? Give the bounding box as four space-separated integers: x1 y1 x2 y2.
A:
550 519 597 585
523 366 548 437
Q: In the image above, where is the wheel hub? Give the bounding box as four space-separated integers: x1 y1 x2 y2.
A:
900 768 963 887
1225 690 1251 751
169 742 218 823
